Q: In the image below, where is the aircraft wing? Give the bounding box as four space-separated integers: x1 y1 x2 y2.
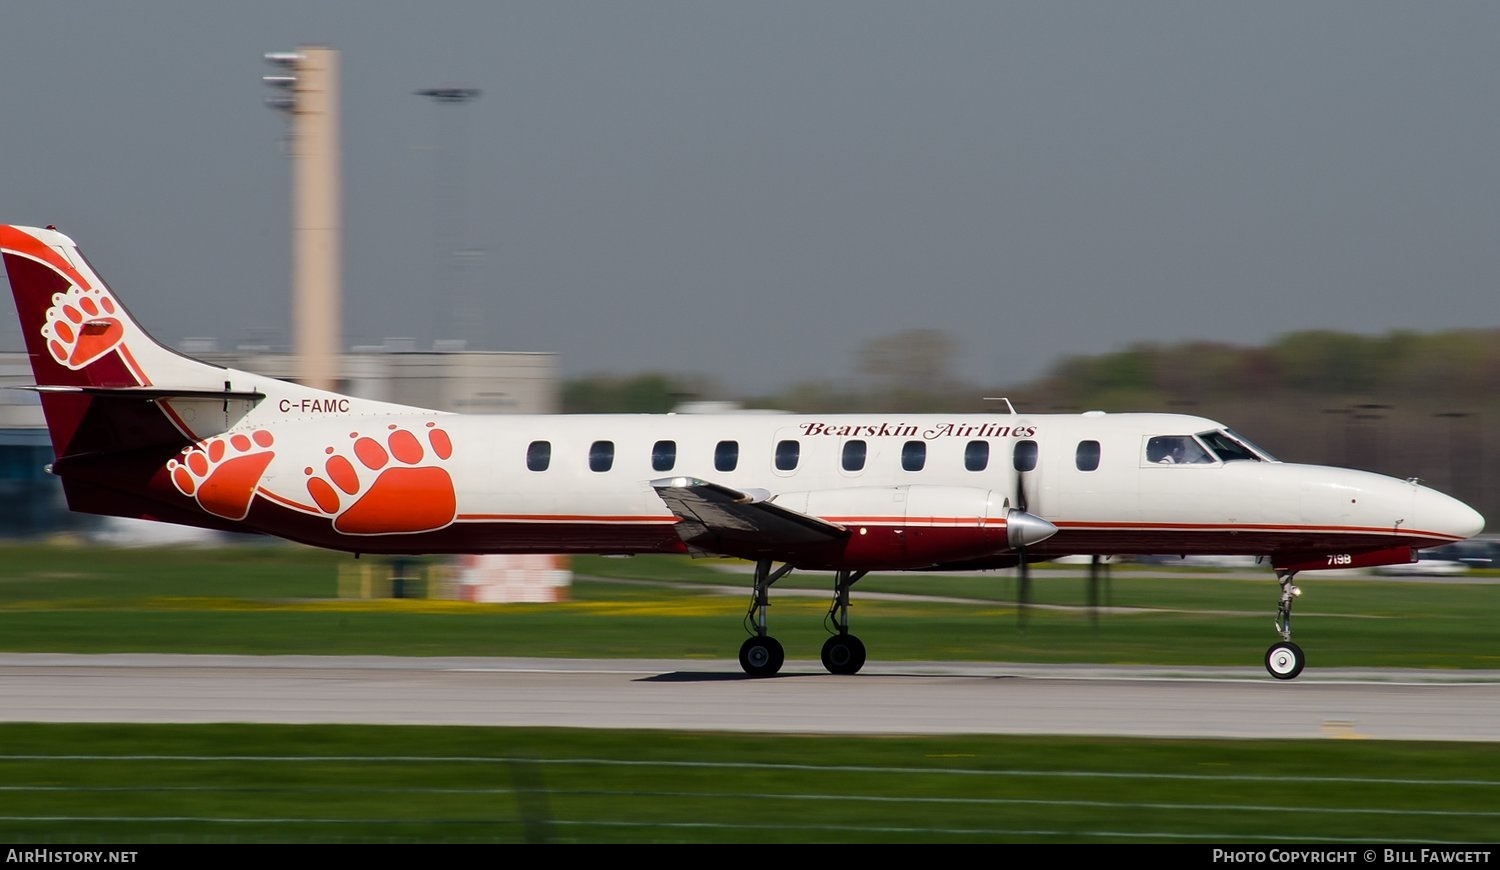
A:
650 476 848 558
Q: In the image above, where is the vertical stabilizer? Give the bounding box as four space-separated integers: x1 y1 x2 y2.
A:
2 224 238 393
3 224 436 460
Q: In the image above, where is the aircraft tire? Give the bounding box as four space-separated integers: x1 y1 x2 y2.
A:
820 634 867 675
739 636 785 677
1264 641 1305 680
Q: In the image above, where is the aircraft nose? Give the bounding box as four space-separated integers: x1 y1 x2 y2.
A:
1417 487 1485 541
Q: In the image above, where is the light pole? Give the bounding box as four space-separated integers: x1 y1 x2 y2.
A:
1434 411 1472 502
1321 407 1351 466
416 86 482 350
1350 403 1392 472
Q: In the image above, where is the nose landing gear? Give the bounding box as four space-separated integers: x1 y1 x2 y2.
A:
1266 571 1305 680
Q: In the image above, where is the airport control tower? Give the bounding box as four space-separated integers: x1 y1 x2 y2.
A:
264 45 341 393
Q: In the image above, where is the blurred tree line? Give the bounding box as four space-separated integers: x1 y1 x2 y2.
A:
563 327 1500 523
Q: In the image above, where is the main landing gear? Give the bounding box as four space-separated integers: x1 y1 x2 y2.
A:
821 569 868 675
1265 570 1305 680
738 560 869 677
738 559 792 677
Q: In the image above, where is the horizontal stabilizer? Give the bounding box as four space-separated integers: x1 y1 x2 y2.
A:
22 385 266 401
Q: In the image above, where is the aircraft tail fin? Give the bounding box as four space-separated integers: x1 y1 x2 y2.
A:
3 225 179 389
3 224 431 461
3 224 239 458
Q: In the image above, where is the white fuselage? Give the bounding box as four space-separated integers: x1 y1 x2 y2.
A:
196 404 1481 567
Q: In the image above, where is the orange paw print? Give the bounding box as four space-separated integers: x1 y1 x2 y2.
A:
305 422 456 534
168 430 277 521
42 285 125 369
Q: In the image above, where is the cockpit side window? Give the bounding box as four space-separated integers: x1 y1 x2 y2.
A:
1145 435 1213 465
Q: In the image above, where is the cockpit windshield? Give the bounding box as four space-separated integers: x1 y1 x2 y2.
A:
1198 429 1276 462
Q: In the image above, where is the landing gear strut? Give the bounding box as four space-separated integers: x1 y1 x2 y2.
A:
821 569 868 675
1265 570 1305 680
737 562 874 677
739 558 792 677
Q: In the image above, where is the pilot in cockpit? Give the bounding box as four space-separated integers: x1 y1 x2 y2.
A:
1147 435 1211 465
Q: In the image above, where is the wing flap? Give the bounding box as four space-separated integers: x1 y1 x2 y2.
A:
650 476 847 557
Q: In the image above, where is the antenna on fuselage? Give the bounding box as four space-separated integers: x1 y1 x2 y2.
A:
983 397 1018 414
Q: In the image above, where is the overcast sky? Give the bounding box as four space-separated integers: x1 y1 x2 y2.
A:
3 2 1497 395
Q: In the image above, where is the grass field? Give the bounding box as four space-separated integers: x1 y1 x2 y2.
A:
2 724 1499 845
0 540 1497 844
1 541 1498 670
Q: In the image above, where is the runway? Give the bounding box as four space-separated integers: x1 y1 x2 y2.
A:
2 654 1498 742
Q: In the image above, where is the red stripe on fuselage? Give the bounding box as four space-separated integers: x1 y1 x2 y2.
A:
1054 520 1465 542
455 513 679 524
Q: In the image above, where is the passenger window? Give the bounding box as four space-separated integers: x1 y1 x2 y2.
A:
1013 440 1038 472
902 440 926 472
526 440 551 472
589 440 614 472
715 440 739 472
965 440 989 472
652 440 676 472
775 439 800 471
1075 440 1101 472
842 440 867 472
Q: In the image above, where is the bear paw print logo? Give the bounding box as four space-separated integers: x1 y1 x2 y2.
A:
42 285 125 369
305 422 456 534
168 430 277 521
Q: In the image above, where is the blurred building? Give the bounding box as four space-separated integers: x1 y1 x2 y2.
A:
0 353 82 537
185 341 558 414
